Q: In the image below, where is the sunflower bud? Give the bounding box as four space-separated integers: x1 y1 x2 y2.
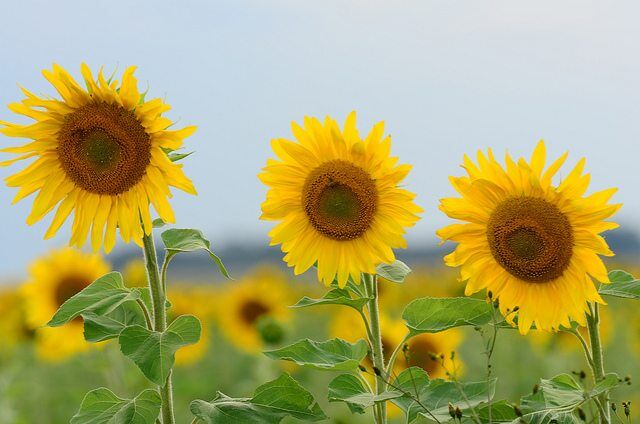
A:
257 316 285 345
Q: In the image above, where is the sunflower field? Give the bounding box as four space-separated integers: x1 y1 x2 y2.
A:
2 2 640 424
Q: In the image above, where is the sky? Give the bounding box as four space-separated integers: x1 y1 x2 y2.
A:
1 0 639 278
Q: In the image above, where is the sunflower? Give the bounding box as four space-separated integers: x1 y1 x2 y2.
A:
260 112 422 287
21 248 110 361
0 64 196 252
217 269 292 352
168 285 213 366
0 287 32 357
437 141 620 334
329 309 461 379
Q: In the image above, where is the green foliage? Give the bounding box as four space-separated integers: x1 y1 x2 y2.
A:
473 400 519 422
190 373 327 423
376 260 412 283
391 367 496 423
264 338 368 371
152 218 167 228
70 388 160 424
402 297 494 336
48 272 141 327
161 228 230 278
514 373 620 424
327 374 402 414
119 315 201 385
599 269 640 299
168 151 194 162
83 301 147 343
293 288 370 311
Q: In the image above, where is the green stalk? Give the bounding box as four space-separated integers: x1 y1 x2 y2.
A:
142 230 176 424
586 303 610 424
364 273 387 424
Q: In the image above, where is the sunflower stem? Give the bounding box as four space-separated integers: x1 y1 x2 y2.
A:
363 273 387 424
586 303 610 424
142 230 176 424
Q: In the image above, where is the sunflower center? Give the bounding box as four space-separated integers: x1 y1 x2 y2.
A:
303 160 378 241
240 300 270 325
406 338 439 375
57 102 151 195
487 196 574 283
54 276 90 307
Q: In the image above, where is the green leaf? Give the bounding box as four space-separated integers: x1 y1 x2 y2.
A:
48 272 140 327
515 373 620 424
511 410 580 424
152 218 166 228
83 301 147 343
391 367 496 423
264 338 368 371
590 373 620 396
402 297 494 336
70 388 160 424
161 228 230 279
376 260 411 283
168 151 193 162
599 269 640 299
327 374 402 414
292 288 370 311
190 373 326 423
119 315 201 385
389 367 430 417
473 400 519 422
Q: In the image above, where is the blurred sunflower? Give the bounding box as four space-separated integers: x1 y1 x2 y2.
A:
0 64 196 252
168 285 213 366
21 248 109 361
329 309 461 379
217 269 292 352
0 287 32 357
438 141 620 334
260 112 422 287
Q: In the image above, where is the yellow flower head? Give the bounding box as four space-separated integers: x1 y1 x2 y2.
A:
437 141 620 334
217 268 293 352
260 112 422 287
21 248 110 361
329 308 462 379
1 64 197 252
0 287 32 357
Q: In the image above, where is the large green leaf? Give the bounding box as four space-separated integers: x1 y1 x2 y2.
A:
599 269 640 299
161 228 230 278
190 373 326 423
70 388 160 424
119 315 201 385
264 338 368 371
376 260 412 283
472 400 519 422
83 301 147 343
292 288 370 311
48 272 140 327
402 297 494 336
327 374 402 414
514 373 620 424
391 367 496 423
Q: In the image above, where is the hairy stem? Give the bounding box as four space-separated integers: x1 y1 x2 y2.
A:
142 231 175 424
586 303 610 424
364 273 387 424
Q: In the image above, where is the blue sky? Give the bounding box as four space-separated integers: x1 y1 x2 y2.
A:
1 0 639 277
